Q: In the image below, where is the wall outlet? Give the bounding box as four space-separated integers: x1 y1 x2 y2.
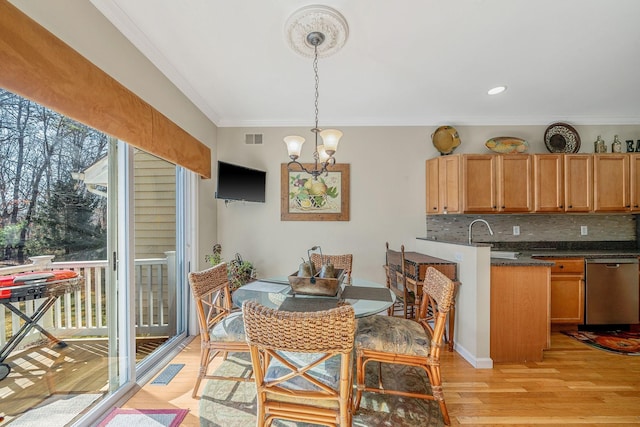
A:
581 225 588 236
513 225 520 236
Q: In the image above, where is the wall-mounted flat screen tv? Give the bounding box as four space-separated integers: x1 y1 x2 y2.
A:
215 161 266 203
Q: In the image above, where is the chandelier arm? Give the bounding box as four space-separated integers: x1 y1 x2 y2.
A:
287 160 323 179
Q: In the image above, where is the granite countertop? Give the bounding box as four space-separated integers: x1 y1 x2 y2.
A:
417 237 640 266
490 249 640 266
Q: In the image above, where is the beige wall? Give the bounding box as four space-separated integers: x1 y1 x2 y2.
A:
216 124 640 283
215 126 428 283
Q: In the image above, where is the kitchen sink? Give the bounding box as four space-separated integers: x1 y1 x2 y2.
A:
490 250 520 260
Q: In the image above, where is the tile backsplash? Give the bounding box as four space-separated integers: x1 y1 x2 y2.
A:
425 214 637 246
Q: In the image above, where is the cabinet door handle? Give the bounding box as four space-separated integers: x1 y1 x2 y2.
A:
568 205 573 208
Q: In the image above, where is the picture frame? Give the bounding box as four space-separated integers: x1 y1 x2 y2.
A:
281 163 350 221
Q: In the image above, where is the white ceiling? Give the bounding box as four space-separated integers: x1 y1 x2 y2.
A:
91 0 640 127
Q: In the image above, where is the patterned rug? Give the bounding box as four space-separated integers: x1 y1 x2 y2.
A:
563 330 640 355
97 408 189 427
199 353 444 427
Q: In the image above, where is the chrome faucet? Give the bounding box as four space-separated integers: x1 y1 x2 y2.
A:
468 219 494 245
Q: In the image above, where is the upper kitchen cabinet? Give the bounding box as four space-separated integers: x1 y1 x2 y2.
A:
426 156 461 214
593 154 630 212
630 154 640 211
498 155 533 212
462 154 532 213
563 154 593 212
533 154 564 212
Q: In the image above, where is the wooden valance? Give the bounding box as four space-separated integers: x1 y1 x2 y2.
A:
0 0 211 178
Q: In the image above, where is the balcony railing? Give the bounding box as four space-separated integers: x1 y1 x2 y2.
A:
0 252 176 351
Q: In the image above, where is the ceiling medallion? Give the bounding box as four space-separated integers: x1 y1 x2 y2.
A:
285 5 349 58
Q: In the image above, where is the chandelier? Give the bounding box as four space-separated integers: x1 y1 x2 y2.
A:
283 5 348 179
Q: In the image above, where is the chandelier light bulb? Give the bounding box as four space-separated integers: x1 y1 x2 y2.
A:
319 129 342 155
284 135 305 159
317 145 330 162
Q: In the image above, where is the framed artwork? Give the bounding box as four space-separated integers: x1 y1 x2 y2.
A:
281 163 350 221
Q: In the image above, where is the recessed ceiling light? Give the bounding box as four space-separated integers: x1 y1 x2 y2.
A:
488 86 507 95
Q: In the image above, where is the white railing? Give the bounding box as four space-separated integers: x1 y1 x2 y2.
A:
0 252 176 350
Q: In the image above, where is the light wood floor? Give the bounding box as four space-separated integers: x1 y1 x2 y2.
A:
124 332 640 426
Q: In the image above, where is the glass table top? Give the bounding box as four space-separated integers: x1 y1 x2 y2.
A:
232 276 395 318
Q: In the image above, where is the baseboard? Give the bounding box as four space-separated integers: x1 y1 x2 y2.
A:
453 342 493 369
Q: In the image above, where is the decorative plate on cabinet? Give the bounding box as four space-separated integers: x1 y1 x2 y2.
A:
485 137 529 154
544 123 581 153
431 125 461 155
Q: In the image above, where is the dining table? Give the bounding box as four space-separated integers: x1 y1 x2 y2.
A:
232 276 395 318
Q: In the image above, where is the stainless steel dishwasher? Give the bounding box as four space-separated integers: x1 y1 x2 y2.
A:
585 258 639 325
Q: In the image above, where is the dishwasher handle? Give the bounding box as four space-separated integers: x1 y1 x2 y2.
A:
586 258 639 265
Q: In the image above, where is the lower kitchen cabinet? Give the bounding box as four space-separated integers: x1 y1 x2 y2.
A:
490 265 550 363
542 258 585 325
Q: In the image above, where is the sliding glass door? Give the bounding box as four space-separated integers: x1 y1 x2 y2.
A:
0 90 192 424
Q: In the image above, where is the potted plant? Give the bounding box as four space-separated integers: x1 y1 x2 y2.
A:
228 253 256 291
205 244 256 291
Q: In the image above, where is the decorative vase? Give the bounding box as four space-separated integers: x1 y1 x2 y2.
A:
636 140 640 152
594 135 606 153
612 135 622 153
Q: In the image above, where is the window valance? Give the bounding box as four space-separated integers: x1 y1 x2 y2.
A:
0 0 211 178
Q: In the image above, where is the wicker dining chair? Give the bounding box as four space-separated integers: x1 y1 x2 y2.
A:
242 300 356 427
354 266 456 425
386 243 418 319
310 253 353 284
187 263 251 398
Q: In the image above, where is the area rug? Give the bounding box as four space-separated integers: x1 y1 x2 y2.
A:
563 330 640 355
9 393 102 427
97 408 189 427
199 353 444 427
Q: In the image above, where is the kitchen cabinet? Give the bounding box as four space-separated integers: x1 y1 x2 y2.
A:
425 156 461 214
533 154 564 212
425 152 640 214
563 154 593 212
593 154 630 212
462 154 532 213
547 258 585 324
630 154 640 211
490 265 550 362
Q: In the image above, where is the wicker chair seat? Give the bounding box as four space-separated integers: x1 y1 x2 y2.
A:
265 352 342 391
208 311 246 342
356 315 430 357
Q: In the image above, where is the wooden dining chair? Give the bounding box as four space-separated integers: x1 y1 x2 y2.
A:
354 266 456 425
385 243 418 319
187 262 251 398
310 253 353 283
242 300 356 427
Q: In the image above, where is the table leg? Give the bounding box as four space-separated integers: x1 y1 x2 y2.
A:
447 304 455 352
